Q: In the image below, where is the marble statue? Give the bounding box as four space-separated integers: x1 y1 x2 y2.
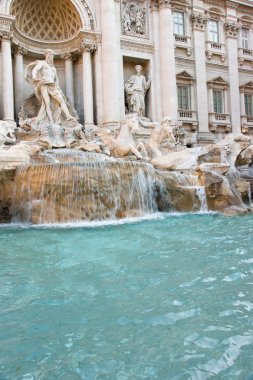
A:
125 65 151 118
0 121 16 147
94 114 148 159
172 121 186 148
25 49 77 127
140 117 176 158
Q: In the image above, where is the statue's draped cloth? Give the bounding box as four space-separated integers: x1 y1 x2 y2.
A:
25 61 66 125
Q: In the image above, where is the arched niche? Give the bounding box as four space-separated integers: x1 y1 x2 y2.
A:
3 0 95 31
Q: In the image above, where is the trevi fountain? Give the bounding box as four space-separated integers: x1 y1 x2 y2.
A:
1 0 253 378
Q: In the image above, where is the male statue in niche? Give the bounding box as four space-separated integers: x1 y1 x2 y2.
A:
25 49 77 126
125 64 151 118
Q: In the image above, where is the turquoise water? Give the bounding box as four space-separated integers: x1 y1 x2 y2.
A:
1 214 253 380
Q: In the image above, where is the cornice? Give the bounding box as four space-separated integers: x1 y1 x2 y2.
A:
11 28 101 56
120 38 154 54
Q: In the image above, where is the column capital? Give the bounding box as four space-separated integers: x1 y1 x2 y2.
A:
149 0 159 12
159 0 172 10
191 12 207 31
224 21 240 39
150 0 172 11
12 44 27 55
61 52 77 61
78 42 97 54
0 30 13 41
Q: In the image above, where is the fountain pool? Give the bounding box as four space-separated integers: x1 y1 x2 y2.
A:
1 213 253 379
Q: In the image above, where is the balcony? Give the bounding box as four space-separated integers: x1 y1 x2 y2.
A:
174 34 192 56
241 115 253 133
178 109 198 131
206 41 226 62
209 112 231 132
238 48 253 66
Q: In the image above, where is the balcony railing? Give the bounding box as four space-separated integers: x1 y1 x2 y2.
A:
241 115 253 125
206 41 226 61
175 35 187 43
238 48 253 64
174 34 192 56
209 112 231 126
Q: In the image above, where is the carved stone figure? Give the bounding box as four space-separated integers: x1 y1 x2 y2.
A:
0 121 16 147
121 1 146 36
125 65 151 118
172 122 186 147
94 114 148 159
24 49 77 127
140 117 176 158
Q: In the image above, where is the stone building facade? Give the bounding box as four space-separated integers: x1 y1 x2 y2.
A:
0 0 253 144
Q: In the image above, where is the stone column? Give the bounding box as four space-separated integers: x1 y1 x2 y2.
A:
240 90 245 115
225 22 241 133
1 32 15 124
80 44 95 127
101 0 121 126
150 2 162 121
13 45 26 117
158 0 177 119
191 13 212 142
62 52 75 107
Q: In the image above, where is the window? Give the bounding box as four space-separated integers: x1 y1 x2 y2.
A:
177 85 190 110
209 20 219 43
242 28 250 49
245 94 253 115
173 11 185 36
213 90 223 113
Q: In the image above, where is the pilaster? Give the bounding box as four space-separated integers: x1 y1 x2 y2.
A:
79 42 96 127
61 52 76 107
225 21 241 133
0 31 15 124
101 0 121 127
13 44 27 117
191 12 210 139
158 0 178 119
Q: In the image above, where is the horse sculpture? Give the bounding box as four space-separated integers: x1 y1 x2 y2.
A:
0 121 16 148
94 114 148 159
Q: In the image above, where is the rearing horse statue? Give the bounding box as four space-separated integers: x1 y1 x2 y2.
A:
94 114 148 159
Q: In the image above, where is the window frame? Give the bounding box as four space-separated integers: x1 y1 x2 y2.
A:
173 11 185 36
213 90 224 114
242 27 250 50
208 19 219 43
244 94 253 116
177 84 191 110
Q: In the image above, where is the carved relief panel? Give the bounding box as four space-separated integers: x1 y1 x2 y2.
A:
121 0 148 37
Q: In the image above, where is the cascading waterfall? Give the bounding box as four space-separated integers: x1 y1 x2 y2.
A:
11 160 159 224
164 172 208 212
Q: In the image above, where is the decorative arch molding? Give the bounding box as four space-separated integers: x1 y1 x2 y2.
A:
1 0 96 31
0 0 99 56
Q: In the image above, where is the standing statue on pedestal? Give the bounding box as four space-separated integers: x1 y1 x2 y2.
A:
125 65 151 118
25 49 77 126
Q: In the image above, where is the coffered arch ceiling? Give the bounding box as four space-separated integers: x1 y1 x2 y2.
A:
10 0 83 41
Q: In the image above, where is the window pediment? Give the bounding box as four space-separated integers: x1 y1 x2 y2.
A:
207 76 229 89
176 71 194 82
